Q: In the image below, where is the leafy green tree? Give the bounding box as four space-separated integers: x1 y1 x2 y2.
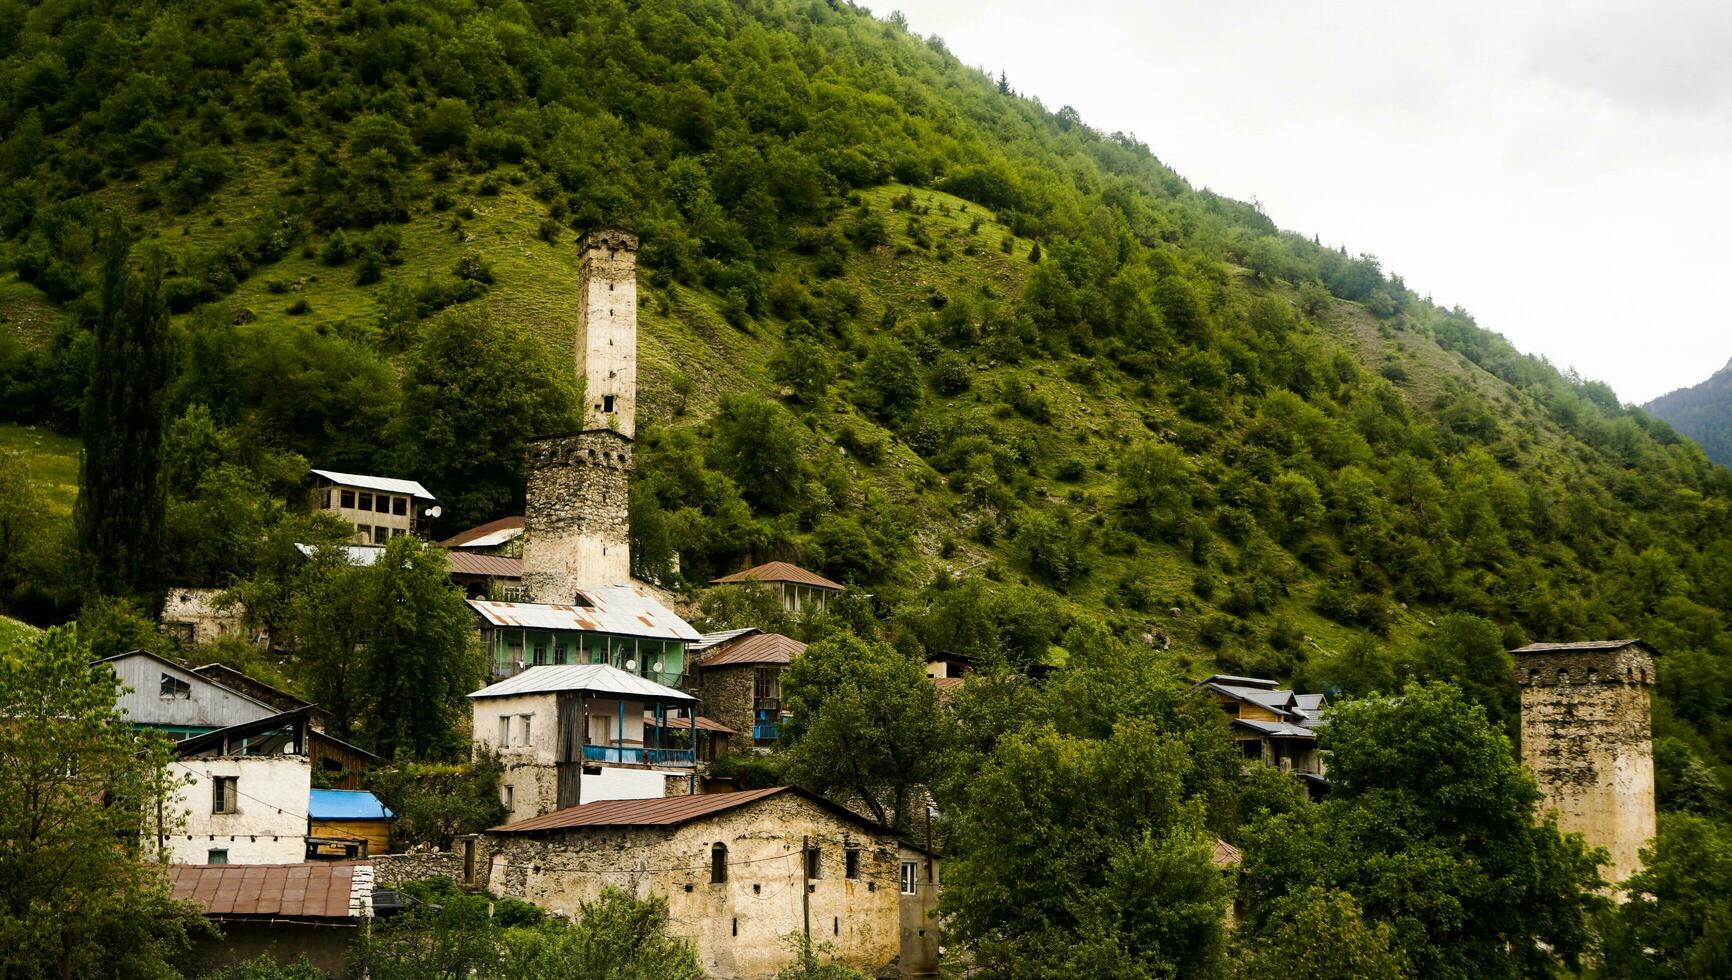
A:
1400 613 1518 733
707 394 813 515
76 593 170 660
396 310 579 531
0 627 209 978
1600 813 1732 979
939 719 1230 979
1240 683 1605 979
1118 441 1193 540
498 889 704 979
1236 887 1405 980
781 632 946 830
77 220 170 603
855 338 922 424
773 935 869 979
367 753 507 850
362 538 483 761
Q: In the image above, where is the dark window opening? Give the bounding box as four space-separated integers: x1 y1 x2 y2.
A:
845 848 860 880
160 673 192 699
212 777 238 814
603 394 616 413
392 497 407 516
358 492 373 511
833 916 839 935
805 846 821 880
208 849 228 865
711 843 728 884
340 489 355 508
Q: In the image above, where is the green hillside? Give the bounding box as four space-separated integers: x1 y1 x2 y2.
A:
1646 358 1732 468
2 0 1730 794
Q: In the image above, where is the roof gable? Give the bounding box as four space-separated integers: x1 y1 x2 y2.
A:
698 632 806 668
440 516 526 549
468 586 701 642
469 663 696 702
310 469 434 500
710 561 844 591
488 785 887 835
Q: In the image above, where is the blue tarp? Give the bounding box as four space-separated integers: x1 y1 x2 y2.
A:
308 789 393 821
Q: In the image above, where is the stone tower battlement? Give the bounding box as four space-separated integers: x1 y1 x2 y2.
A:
518 228 639 602
1513 639 1656 888
574 228 638 440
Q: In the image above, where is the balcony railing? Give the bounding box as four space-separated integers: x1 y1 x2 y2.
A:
581 744 695 767
752 722 780 743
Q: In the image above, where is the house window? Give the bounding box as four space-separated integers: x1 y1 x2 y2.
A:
845 848 860 880
340 489 355 508
711 842 728 884
160 673 192 700
358 492 373 511
212 777 238 814
499 716 512 746
519 715 532 745
532 640 548 666
805 846 821 880
900 861 918 895
392 496 407 516
503 785 514 808
321 489 331 508
208 849 229 865
603 394 616 413
373 525 390 545
754 668 781 703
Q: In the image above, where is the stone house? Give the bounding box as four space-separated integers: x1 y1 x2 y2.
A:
691 629 805 748
1199 674 1328 792
163 708 316 865
161 588 255 647
469 663 702 824
474 787 941 979
469 587 701 685
305 469 436 545
1512 639 1656 885
711 561 845 614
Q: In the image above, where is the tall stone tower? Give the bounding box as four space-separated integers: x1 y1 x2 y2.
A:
1512 639 1657 886
519 230 639 602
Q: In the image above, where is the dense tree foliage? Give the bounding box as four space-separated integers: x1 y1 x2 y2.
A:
1600 813 1732 979
0 627 208 978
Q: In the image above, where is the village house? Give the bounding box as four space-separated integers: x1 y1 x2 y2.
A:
469 663 702 823
1199 674 1329 793
305 469 437 545
307 789 395 859
162 708 316 865
102 650 378 789
711 561 845 614
472 787 941 979
470 587 700 685
161 588 255 647
170 861 375 975
691 628 804 748
441 515 527 557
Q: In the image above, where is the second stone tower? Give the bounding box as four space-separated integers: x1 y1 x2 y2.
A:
520 229 639 602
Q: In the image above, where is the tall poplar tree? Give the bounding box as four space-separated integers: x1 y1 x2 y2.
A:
76 219 171 603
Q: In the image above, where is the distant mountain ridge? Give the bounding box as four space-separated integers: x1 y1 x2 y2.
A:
1646 357 1732 466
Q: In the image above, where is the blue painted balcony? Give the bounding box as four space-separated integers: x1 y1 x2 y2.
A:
581 743 695 767
752 722 780 743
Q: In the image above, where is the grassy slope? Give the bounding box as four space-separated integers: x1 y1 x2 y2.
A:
0 421 79 517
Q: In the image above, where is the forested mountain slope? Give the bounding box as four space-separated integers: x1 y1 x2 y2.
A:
1 0 1730 793
1647 358 1732 468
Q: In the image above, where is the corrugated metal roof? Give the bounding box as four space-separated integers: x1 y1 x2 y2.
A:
693 628 760 652
440 516 525 549
468 663 696 702
1233 718 1316 739
698 633 805 668
1208 683 1301 720
1512 639 1644 655
294 543 385 566
445 552 522 578
710 561 844 591
489 786 793 832
309 789 393 821
1201 674 1280 690
170 862 363 920
1211 838 1243 869
468 587 701 642
310 469 434 500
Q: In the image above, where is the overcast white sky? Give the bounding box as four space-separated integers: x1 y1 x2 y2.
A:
878 1 1732 404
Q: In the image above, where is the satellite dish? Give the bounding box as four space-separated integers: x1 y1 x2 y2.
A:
426 505 443 518
652 661 664 673
625 659 637 671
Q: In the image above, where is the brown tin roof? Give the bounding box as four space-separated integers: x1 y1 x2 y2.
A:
490 786 792 833
444 552 523 578
169 862 361 920
710 561 844 591
439 516 525 548
697 632 806 669
644 712 738 735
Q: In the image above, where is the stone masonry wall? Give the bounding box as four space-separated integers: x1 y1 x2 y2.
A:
477 793 904 979
521 430 632 600
575 228 638 439
698 665 759 748
1515 645 1656 885
372 851 465 889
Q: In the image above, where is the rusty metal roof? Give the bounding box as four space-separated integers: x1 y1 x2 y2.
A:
710 561 844 591
467 586 701 642
698 632 805 668
645 711 737 735
490 786 789 832
444 552 522 578
1512 639 1645 655
694 628 760 651
468 663 696 702
309 469 434 500
1211 839 1243 869
440 516 525 549
169 862 365 920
